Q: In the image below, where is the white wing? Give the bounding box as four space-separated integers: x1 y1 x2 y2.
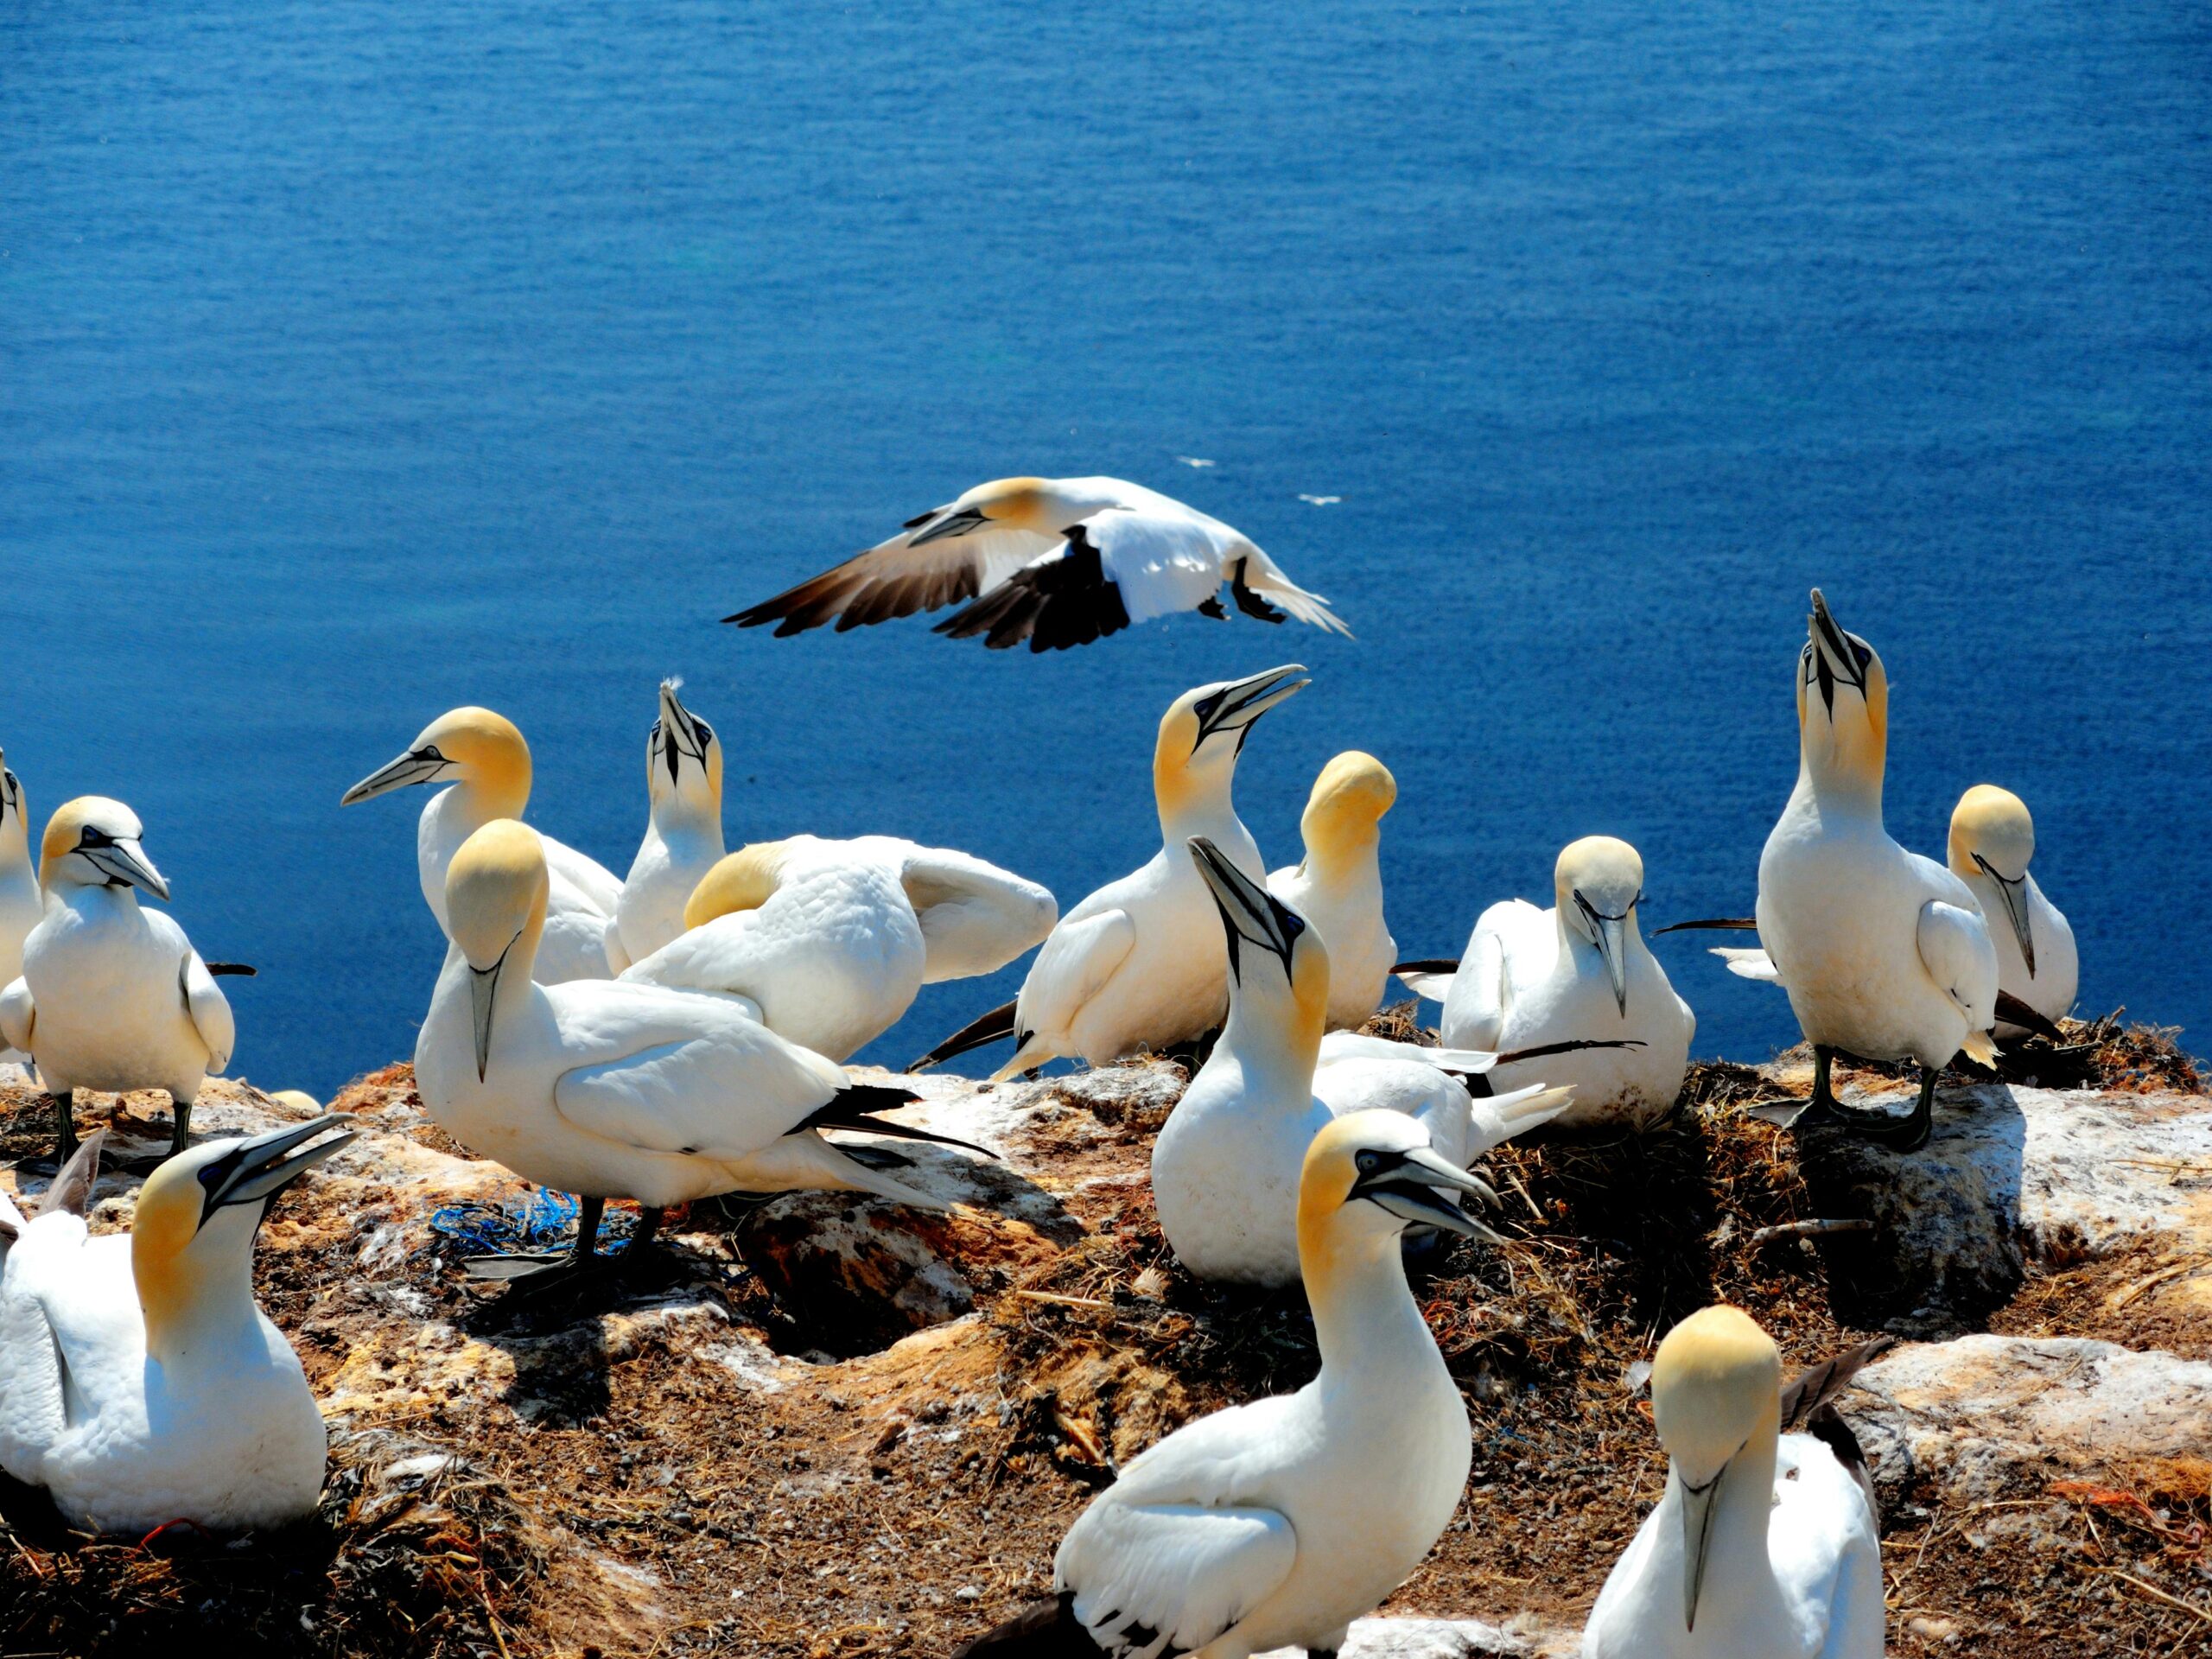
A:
894 843 1058 983
1013 909 1138 1046
1395 966 1458 1002
1316 1031 1497 1073
1714 945 1784 983
1771 1433 1886 1659
0 975 32 1054
729 518 1059 634
1440 906 1527 1053
1916 895 1999 1051
147 912 233 1072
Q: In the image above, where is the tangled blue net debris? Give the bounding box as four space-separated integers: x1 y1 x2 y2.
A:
428 1189 632 1257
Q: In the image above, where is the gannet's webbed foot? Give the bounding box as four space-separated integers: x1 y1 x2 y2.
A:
168 1096 193 1158
464 1195 611 1292
1846 1066 1937 1154
49 1093 77 1166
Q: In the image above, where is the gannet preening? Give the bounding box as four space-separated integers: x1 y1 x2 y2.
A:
0 798 234 1160
1412 836 1694 1128
0 757 39 1064
622 834 1056 1062
1948 785 2077 1039
1582 1306 1885 1659
613 680 725 965
342 705 628 981
914 666 1309 1078
1749 591 1999 1151
1311 1030 1575 1170
1268 751 1396 1030
0 1116 354 1533
950 1112 1486 1659
728 477 1350 653
415 820 994 1291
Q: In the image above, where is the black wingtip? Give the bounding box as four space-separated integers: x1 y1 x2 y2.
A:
205 962 258 977
1993 990 2067 1044
1391 957 1461 976
949 1592 1085 1657
799 1087 1002 1162
909 999 1020 1072
1651 918 1759 937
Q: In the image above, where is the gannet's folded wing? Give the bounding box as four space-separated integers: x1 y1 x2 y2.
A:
1056 1498 1296 1659
0 976 32 1054
1916 896 1999 1064
1317 1030 1503 1075
728 524 1059 636
145 911 235 1073
1017 908 1137 1034
552 1021 842 1159
1714 945 1783 982
1440 914 1518 1053
896 844 1059 982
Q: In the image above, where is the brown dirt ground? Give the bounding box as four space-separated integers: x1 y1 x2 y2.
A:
1 1018 2208 1658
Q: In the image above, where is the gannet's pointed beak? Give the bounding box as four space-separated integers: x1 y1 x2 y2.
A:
1188 836 1303 984
1573 891 1630 1015
87 835 168 901
200 1115 356 1221
1973 854 2036 976
1192 664 1309 753
1679 1460 1728 1632
1804 588 1868 716
657 680 711 786
341 746 453 806
1350 1142 1504 1242
468 951 509 1083
0 766 18 826
908 505 990 545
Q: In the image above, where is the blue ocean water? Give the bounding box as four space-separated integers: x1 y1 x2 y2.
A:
3 2 2207 1098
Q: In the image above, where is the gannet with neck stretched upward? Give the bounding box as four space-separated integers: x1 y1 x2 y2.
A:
950 1112 1486 1659
0 758 40 1063
915 665 1308 1078
1268 751 1395 1030
1415 836 1693 1128
1752 592 1999 1150
613 680 725 964
341 705 629 981
728 476 1350 653
1948 785 2076 1039
0 798 235 1160
415 820 992 1292
1582 1306 1885 1658
625 834 1055 1063
0 1116 354 1533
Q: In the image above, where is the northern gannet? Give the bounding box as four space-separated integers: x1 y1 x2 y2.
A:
1268 751 1396 1030
1948 785 2076 1039
0 757 40 1061
0 1116 354 1533
341 705 629 981
415 820 989 1290
1311 1030 1575 1170
1582 1306 1885 1658
622 833 1056 1062
1746 592 1999 1149
916 665 1308 1077
613 680 725 965
952 1112 1490 1659
728 477 1350 652
1414 836 1694 1128
0 798 235 1160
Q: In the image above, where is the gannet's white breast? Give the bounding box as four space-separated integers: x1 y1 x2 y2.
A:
1758 802 1994 1065
419 786 623 982
1268 856 1393 1030
1440 899 1693 1124
1963 866 2078 1033
1153 1046 1335 1287
0 1213 326 1534
1582 1432 1882 1658
16 888 220 1097
616 816 723 965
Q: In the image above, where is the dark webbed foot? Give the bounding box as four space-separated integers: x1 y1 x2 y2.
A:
49 1093 77 1167
1789 1047 1938 1151
463 1198 669 1300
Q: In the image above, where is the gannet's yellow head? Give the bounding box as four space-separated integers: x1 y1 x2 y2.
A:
1650 1305 1783 1632
683 840 791 930
131 1116 354 1345
1553 836 1643 1016
1795 589 1889 785
1299 751 1395 868
1187 836 1331 1064
445 819 549 1081
341 706 532 815
38 797 168 899
1153 664 1309 820
647 679 723 818
0 751 25 855
1295 1110 1502 1276
1950 784 2039 975
906 476 1079 543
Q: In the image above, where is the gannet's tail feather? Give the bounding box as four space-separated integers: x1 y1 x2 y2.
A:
1993 990 2065 1043
796 1086 1001 1161
1781 1335 1896 1429
949 1592 1088 1657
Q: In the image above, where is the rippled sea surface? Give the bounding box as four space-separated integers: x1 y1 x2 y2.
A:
5 2 2209 1094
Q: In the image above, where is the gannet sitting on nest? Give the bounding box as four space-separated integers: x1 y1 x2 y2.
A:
915 665 1308 1077
1154 839 1567 1286
415 821 993 1293
1948 785 2076 1039
1583 1306 1887 1658
1401 836 1692 1128
1267 751 1396 1030
341 705 628 981
623 833 1055 1062
0 798 235 1161
613 680 726 964
0 757 41 1065
728 476 1350 652
950 1112 1488 1659
0 1116 354 1533
1310 1031 1576 1170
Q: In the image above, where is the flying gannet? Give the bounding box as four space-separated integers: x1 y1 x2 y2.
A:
1948 785 2076 1039
727 477 1350 652
914 665 1308 1077
1267 751 1396 1030
0 756 40 1064
1154 839 1567 1287
415 820 991 1292
622 833 1056 1062
0 1116 354 1534
341 705 629 981
950 1111 1491 1659
1406 836 1693 1128
613 680 726 965
0 798 235 1160
1582 1306 1885 1658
